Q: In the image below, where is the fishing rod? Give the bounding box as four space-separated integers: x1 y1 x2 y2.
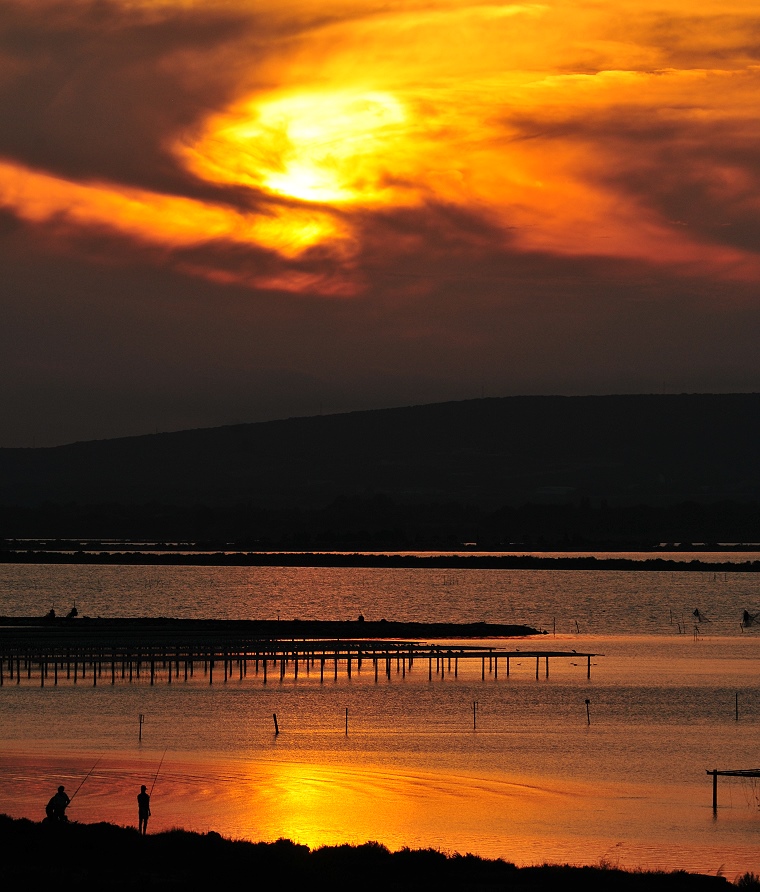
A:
69 756 103 804
150 747 168 797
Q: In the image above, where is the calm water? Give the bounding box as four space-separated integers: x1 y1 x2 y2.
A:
1 559 759 878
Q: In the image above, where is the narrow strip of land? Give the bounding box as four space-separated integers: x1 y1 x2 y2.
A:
0 617 541 643
2 550 760 571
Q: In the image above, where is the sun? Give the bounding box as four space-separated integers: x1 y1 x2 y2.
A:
181 89 408 204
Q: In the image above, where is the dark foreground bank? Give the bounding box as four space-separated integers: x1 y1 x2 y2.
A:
0 815 742 892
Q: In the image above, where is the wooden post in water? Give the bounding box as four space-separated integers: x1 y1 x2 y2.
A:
150 660 154 686
587 655 591 679
273 713 279 735
545 656 549 678
535 656 539 680
472 700 477 730
712 769 718 814
585 698 591 725
139 713 144 742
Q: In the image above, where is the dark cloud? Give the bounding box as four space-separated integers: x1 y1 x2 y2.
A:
640 13 760 68
2 1 760 447
0 1 424 200
503 95 760 257
3 193 760 447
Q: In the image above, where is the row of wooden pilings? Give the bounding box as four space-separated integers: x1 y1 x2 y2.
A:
0 644 595 687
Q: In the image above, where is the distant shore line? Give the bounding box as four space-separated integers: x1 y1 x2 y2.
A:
0 617 542 641
2 550 760 571
0 815 735 890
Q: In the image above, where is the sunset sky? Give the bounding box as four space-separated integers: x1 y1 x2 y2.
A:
1 0 759 446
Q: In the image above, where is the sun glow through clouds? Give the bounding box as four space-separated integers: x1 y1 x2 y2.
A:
184 90 409 204
1 0 759 296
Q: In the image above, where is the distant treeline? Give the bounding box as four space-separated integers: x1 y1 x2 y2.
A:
2 496 760 551
4 551 760 571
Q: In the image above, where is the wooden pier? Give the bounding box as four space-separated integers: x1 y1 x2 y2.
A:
0 618 598 688
707 768 760 814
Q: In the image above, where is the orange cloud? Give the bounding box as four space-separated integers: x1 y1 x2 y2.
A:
1 0 760 294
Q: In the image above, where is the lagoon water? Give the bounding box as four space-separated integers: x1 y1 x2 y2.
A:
1 557 759 878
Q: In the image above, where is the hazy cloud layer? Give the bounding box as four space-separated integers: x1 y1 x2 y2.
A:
1 0 759 446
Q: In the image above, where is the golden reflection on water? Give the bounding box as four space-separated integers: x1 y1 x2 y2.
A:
3 747 757 877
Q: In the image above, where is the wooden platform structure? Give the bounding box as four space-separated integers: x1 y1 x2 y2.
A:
0 618 598 687
707 768 760 813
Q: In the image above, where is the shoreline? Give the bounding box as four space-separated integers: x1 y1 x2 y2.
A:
0 617 542 641
3 550 760 571
0 815 735 890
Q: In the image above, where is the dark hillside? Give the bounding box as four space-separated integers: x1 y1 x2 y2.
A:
2 394 760 509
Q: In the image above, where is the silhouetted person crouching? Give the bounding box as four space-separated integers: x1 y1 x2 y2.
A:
138 785 151 835
46 785 70 822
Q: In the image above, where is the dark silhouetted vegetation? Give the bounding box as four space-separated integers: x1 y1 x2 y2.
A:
0 815 731 891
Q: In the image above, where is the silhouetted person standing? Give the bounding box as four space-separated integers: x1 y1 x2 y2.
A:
137 785 151 835
46 785 70 822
